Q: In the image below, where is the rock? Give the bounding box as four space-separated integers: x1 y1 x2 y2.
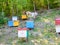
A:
30 31 42 37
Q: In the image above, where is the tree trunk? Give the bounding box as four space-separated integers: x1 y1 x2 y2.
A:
47 0 50 10
31 0 36 12
33 1 36 11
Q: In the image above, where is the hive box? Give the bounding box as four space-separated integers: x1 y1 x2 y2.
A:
12 16 18 21
56 25 60 33
26 21 34 29
55 18 60 25
8 21 13 27
8 20 19 27
13 20 19 26
55 18 60 33
22 15 27 19
18 28 28 38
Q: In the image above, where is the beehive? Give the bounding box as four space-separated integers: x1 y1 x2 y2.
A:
55 18 60 25
26 21 34 29
12 16 18 21
55 18 60 33
21 15 27 19
8 21 13 27
13 20 19 26
18 28 28 38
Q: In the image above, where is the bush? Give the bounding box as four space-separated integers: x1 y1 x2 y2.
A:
0 12 8 25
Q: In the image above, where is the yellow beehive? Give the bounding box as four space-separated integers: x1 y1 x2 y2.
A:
13 20 19 26
21 15 28 19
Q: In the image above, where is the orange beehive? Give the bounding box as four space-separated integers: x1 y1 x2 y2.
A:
22 15 27 19
13 20 19 26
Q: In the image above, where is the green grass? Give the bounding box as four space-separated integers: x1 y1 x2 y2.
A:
0 10 60 45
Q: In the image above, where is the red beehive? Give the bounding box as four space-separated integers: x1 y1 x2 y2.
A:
17 28 28 30
55 18 60 25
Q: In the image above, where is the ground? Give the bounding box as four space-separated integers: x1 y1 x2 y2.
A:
0 9 60 45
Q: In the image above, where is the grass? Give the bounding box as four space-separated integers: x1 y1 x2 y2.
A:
0 9 60 45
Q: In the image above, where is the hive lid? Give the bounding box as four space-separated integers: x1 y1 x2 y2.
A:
55 18 60 20
17 28 28 30
12 16 18 21
55 18 60 25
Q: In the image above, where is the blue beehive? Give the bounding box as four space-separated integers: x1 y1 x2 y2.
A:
8 21 13 27
26 21 34 28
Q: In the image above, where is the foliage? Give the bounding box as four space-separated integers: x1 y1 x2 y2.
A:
0 0 60 25
0 0 60 17
0 12 8 25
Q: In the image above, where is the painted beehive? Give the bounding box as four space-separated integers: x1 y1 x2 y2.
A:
55 18 60 33
12 16 18 21
18 28 28 38
21 15 27 19
55 18 60 25
8 21 13 27
13 20 19 26
26 21 34 28
56 25 60 33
